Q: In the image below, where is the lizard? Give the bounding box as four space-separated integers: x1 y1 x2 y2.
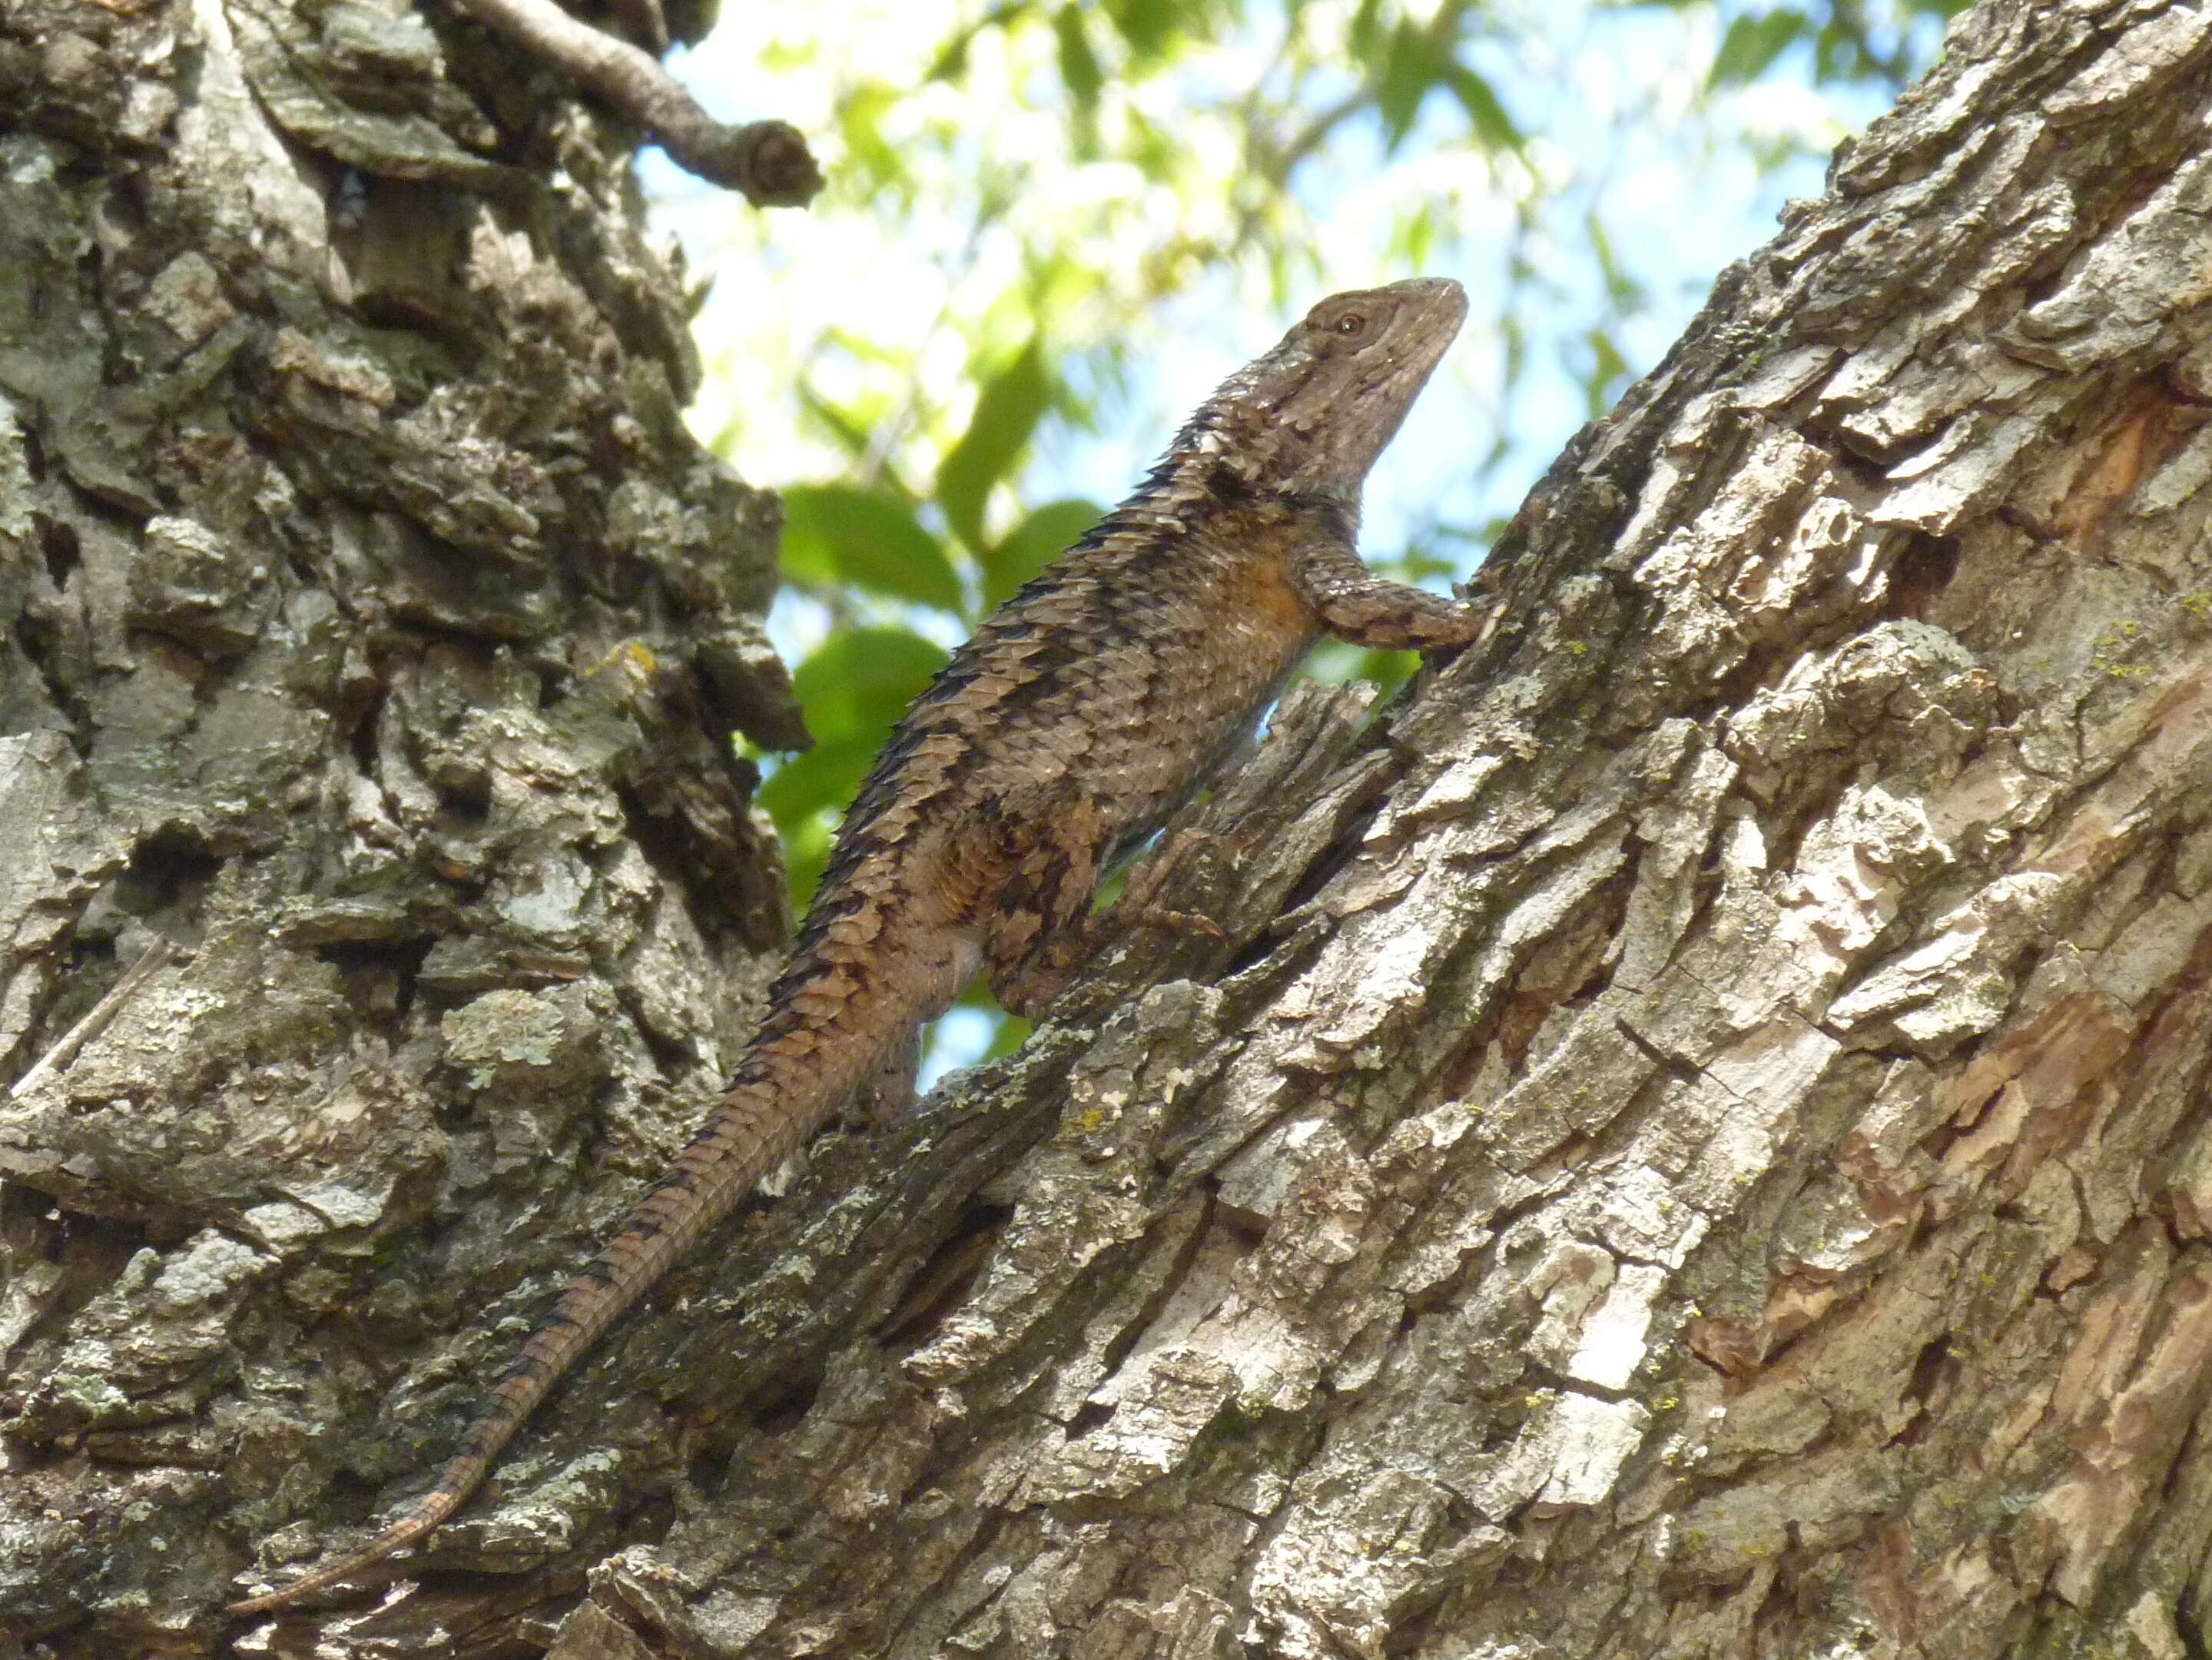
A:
228 274 1490 1617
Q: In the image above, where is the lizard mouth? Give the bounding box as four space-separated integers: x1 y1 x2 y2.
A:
1361 277 1467 398
1325 277 1467 466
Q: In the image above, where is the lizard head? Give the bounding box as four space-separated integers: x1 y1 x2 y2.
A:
1190 277 1467 506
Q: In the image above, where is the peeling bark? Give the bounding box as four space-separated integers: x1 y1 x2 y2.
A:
7 0 2212 1657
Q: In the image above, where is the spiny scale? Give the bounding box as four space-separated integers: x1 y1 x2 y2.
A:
230 277 1487 1617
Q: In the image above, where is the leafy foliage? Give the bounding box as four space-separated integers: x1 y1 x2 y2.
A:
937 341 1053 556
780 486 963 612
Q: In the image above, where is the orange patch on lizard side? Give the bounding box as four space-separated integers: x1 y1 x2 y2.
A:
1218 553 1315 632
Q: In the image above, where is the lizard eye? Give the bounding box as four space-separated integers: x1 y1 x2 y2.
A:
1334 311 1368 338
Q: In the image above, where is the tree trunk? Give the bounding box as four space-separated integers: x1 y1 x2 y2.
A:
0 0 801 1649
7 0 2212 1656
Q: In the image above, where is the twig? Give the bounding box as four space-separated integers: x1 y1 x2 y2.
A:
449 0 824 204
9 938 180 1101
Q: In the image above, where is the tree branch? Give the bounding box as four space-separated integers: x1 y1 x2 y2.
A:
450 0 823 204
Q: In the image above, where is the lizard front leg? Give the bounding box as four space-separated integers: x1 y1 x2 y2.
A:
857 1025 924 1122
1291 534 1497 650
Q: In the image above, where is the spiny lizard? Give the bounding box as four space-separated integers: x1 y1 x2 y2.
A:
230 276 1488 1616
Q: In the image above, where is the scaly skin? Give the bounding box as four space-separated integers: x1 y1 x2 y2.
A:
229 276 1488 1617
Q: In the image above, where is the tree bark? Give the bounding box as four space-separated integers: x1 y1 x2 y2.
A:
0 0 801 1650
7 0 2212 1656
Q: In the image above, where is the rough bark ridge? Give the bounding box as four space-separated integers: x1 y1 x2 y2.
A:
5 0 2212 1658
0 0 801 1650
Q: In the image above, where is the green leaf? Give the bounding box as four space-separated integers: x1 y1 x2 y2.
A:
1378 22 1444 153
1708 12 1808 90
755 733 882 825
1306 638 1418 693
834 81 904 196
980 497 1103 612
1585 209 1640 307
1357 647 1421 696
1053 5 1103 106
981 1010 1032 1054
937 340 1053 555
789 626 950 745
1348 0 1385 61
925 5 1037 82
1392 537 1461 585
1586 327 1632 417
779 485 963 612
1442 64 1522 153
1104 0 1176 59
793 384 873 461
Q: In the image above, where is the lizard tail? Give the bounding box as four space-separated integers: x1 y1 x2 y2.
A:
230 1022 855 1617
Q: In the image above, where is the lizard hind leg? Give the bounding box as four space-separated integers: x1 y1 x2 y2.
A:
857 1024 924 1123
1109 826 1228 941
980 805 1233 1020
974 795 1109 1022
